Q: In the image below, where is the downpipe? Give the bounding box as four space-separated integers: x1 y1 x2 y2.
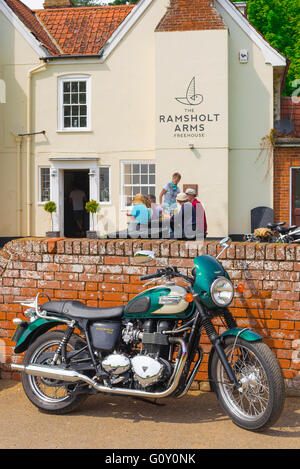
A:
11 338 187 399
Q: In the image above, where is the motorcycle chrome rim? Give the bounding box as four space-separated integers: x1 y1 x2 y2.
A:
216 343 270 422
28 339 75 404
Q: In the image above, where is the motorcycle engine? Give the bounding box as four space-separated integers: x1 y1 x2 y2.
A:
101 319 174 389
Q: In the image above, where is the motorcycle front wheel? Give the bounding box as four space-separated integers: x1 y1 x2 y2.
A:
21 331 88 414
210 336 285 431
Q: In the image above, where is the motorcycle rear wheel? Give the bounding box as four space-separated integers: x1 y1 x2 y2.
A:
21 331 88 414
210 336 285 431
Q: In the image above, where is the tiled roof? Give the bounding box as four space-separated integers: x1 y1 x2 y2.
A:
35 5 135 56
4 0 60 55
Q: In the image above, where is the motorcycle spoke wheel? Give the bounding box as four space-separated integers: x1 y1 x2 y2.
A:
21 331 88 414
211 337 285 431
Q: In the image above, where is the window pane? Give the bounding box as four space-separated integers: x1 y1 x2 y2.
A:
72 105 79 117
133 175 140 184
64 105 71 116
63 93 70 104
71 93 78 104
71 82 78 92
80 117 87 128
124 186 132 197
79 93 86 104
124 174 132 185
79 105 87 116
149 164 155 174
64 116 70 128
40 168 50 202
63 82 70 93
149 175 155 184
124 164 131 174
99 167 110 202
133 164 140 174
141 164 148 174
72 117 79 127
79 81 86 92
141 175 148 184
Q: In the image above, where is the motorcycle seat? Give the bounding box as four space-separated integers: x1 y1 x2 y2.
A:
277 225 297 233
42 300 124 321
267 222 285 229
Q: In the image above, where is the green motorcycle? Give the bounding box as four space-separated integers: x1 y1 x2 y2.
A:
11 237 285 431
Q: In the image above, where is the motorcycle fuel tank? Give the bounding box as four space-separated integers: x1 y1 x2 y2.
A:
124 284 194 319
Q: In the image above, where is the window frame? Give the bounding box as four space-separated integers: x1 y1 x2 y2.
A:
99 166 111 205
38 166 51 204
120 160 156 211
57 75 91 132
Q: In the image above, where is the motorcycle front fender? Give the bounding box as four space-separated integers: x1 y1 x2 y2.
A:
207 327 262 391
221 327 262 342
13 318 63 354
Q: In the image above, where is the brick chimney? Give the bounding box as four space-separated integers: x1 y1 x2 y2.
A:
156 0 226 31
43 0 74 8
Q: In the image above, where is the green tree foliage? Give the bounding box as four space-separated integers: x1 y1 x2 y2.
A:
237 0 299 96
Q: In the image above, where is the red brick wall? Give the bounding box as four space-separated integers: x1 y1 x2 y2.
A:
0 238 299 394
281 97 300 137
155 0 226 32
274 146 300 224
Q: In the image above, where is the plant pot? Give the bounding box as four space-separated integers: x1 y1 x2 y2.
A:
46 231 60 238
86 231 97 239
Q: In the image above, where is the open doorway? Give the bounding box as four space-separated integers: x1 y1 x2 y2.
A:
64 169 89 237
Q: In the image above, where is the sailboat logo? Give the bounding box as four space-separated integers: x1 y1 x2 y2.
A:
175 77 203 106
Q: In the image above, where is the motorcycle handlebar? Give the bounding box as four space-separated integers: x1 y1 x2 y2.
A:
140 272 164 281
140 267 193 284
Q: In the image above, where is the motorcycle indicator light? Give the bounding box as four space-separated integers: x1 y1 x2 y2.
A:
185 293 194 303
236 283 245 293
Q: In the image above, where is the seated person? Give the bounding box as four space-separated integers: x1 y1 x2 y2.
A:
185 187 207 238
127 194 150 236
170 192 196 240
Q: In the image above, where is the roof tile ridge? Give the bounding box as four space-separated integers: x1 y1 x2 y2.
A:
34 4 135 12
34 10 64 55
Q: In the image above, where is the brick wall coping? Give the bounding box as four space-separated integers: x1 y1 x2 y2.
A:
1 236 300 259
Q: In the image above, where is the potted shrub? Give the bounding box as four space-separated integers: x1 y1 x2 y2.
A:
85 199 99 239
44 201 60 238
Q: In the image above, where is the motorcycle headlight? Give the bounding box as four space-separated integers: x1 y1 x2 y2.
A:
210 276 234 307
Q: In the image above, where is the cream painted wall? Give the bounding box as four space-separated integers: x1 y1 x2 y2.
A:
216 2 275 235
0 9 41 236
33 0 169 236
155 30 229 237
0 0 278 239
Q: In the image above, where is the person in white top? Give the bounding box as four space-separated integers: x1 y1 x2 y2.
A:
69 184 87 236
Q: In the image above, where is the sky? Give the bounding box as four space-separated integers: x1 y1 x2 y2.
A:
22 0 111 9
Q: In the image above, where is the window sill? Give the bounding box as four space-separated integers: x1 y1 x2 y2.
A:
57 129 92 133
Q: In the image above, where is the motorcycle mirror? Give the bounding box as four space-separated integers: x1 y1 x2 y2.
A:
134 250 156 264
219 236 231 246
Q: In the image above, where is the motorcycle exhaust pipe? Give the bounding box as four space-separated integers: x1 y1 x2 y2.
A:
11 363 83 383
11 338 187 400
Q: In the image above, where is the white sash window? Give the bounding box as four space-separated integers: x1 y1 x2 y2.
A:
58 75 91 131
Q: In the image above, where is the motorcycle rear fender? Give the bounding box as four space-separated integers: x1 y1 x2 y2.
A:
13 318 63 354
